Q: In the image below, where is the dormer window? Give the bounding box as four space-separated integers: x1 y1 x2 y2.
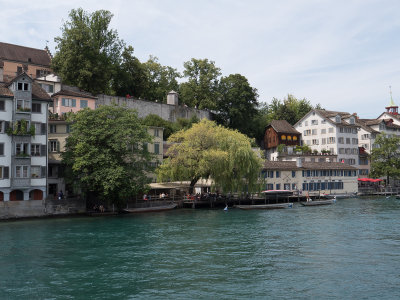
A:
349 117 355 124
17 82 29 91
335 115 341 123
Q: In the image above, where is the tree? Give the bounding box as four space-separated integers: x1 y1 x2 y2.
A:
112 46 147 98
370 133 400 183
179 58 221 109
142 114 178 140
216 73 259 138
142 56 181 102
62 105 153 207
157 119 263 193
52 8 124 94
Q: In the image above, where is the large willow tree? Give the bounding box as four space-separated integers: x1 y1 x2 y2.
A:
157 119 263 193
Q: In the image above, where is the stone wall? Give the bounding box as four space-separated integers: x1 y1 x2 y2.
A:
0 197 86 219
96 94 213 123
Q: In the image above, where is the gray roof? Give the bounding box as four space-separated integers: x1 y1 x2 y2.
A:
263 160 357 170
267 120 300 134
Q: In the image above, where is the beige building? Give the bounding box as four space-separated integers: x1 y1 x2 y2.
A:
262 160 358 195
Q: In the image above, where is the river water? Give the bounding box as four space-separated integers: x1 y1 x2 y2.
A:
1 196 400 299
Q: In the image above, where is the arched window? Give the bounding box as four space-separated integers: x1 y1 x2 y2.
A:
287 136 292 141
281 135 286 140
293 136 298 141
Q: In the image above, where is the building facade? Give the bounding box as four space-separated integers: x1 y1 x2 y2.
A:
0 42 52 82
262 160 358 195
0 73 51 201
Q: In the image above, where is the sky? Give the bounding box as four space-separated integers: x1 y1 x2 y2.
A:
1 0 400 118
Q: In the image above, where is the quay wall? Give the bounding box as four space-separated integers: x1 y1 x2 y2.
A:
0 198 86 220
96 94 213 123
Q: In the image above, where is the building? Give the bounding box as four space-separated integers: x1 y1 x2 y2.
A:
51 85 97 116
264 120 301 161
0 42 52 82
262 159 358 195
0 73 51 201
294 109 360 167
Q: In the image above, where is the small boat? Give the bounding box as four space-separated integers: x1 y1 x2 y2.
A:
395 195 400 199
235 203 293 210
300 198 336 206
122 203 177 213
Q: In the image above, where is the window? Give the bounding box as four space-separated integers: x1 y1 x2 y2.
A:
276 184 281 190
17 82 29 91
62 98 76 107
17 66 23 75
352 138 358 144
322 138 326 145
40 83 54 93
287 136 292 141
16 143 29 156
143 143 148 152
66 124 71 133
304 130 311 136
321 119 326 124
154 129 159 137
335 115 341 123
49 140 59 152
311 120 318 125
305 121 308 126
338 137 344 144
80 100 88 108
0 100 4 111
276 171 280 178
16 99 30 111
293 136 298 141
32 103 41 113
0 166 9 179
0 143 3 155
31 166 41 178
312 139 319 145
154 143 160 155
346 138 351 144
312 129 317 135
321 129 326 134
16 166 29 178
349 117 355 124
49 125 57 133
292 171 296 178
31 144 41 156
328 127 334 133
328 137 335 144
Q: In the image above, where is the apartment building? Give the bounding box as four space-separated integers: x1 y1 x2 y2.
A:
294 109 360 167
0 73 51 201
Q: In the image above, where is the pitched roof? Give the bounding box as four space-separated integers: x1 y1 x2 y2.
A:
267 120 300 134
52 84 97 99
0 42 51 66
313 109 360 128
0 82 13 97
32 82 51 101
263 160 356 170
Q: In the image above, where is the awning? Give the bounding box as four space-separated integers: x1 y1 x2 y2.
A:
358 178 383 182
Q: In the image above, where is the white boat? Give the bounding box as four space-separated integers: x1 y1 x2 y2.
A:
235 203 293 210
300 198 336 206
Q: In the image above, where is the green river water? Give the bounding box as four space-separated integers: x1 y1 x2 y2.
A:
1 196 400 299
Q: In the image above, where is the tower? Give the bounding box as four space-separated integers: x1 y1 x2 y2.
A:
385 86 398 115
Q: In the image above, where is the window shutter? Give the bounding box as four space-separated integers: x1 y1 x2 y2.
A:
41 123 46 135
56 141 60 152
41 166 46 178
4 167 9 179
41 144 46 156
4 121 9 131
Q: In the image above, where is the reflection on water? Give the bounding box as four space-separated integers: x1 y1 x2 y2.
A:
1 197 400 299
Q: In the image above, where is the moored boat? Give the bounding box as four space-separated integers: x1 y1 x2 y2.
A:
122 203 177 213
300 198 336 206
234 203 293 210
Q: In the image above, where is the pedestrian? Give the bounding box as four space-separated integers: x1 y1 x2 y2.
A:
58 190 63 200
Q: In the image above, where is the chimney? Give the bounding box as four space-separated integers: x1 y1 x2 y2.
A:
167 90 179 105
0 60 3 81
296 157 302 168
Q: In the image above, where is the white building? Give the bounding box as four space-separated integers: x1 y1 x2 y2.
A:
294 109 360 168
0 73 51 201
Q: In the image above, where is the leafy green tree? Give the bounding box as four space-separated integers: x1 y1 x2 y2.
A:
112 46 147 98
62 105 153 208
179 58 221 109
216 74 259 138
157 119 263 193
370 133 400 183
142 114 178 140
52 8 124 94
142 56 181 102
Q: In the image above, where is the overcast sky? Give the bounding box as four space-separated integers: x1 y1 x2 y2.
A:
1 0 400 118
